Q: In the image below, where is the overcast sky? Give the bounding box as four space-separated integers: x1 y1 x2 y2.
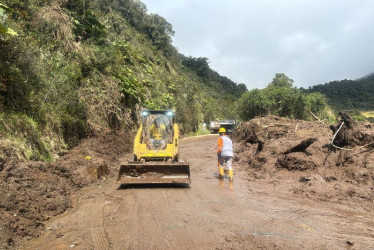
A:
141 0 374 89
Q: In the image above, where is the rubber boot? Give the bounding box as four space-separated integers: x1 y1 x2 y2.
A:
218 166 224 179
228 169 233 181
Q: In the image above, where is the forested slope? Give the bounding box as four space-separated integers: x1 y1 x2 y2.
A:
303 76 374 111
0 0 246 161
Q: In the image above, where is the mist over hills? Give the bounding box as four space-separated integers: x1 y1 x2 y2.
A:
356 72 374 81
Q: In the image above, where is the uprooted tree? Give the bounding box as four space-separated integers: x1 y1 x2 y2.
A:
330 112 374 149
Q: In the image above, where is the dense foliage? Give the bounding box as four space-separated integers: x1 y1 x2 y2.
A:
237 74 333 122
266 73 294 88
0 3 17 36
0 0 245 160
302 75 374 111
182 56 247 98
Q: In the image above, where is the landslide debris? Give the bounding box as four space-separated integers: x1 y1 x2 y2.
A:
0 130 132 249
329 112 374 149
232 115 374 208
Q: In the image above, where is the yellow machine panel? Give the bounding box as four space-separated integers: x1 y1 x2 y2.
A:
117 110 190 184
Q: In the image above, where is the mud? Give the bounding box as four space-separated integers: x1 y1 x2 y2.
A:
0 130 132 249
330 112 374 148
1 115 374 249
232 115 374 208
21 133 374 249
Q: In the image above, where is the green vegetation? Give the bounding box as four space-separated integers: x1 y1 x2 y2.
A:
303 76 374 111
302 75 374 123
267 73 294 88
0 3 17 36
340 110 367 122
237 73 334 122
361 111 374 118
2 0 370 161
362 110 374 123
186 125 212 137
0 113 54 161
0 0 245 160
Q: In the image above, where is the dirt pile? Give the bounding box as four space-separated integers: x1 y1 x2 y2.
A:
329 112 374 149
0 130 132 249
232 115 374 208
0 161 76 248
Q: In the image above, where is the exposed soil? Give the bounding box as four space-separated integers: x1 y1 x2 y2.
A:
1 115 374 249
0 130 132 249
232 115 374 208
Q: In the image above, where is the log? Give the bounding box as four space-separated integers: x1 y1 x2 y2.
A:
283 138 318 155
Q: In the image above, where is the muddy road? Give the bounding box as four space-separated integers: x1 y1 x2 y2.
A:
22 135 374 249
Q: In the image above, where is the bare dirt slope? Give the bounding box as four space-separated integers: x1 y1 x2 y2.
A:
232 115 374 209
19 132 374 249
0 130 132 249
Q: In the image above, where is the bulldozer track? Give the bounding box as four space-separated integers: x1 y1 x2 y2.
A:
90 193 111 250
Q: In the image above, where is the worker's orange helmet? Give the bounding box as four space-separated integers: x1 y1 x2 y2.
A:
219 127 226 133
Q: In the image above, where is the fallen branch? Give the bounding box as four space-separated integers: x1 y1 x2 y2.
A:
309 111 324 124
331 121 374 151
262 123 290 128
284 138 318 154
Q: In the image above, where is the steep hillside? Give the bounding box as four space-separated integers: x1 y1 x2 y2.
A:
356 72 374 81
303 76 374 111
0 0 246 161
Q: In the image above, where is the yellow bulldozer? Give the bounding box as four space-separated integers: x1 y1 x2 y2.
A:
117 110 191 184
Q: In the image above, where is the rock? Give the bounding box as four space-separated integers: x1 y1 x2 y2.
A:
299 176 312 182
346 240 354 246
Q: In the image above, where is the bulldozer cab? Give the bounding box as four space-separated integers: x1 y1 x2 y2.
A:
143 113 173 150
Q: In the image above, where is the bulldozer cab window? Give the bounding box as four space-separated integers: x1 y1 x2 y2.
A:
143 114 172 149
150 116 167 138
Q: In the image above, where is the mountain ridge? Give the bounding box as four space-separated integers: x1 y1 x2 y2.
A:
304 73 374 111
0 0 246 161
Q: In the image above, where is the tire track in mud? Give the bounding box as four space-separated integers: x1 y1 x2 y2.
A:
90 193 111 250
21 134 374 249
106 187 152 249
179 136 241 246
126 188 144 249
148 190 178 248
105 187 137 249
132 189 155 249
122 186 209 249
182 136 320 246
127 189 168 249
117 188 137 249
160 188 201 248
164 182 235 247
181 136 331 247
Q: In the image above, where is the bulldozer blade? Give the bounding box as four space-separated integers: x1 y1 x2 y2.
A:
117 161 191 184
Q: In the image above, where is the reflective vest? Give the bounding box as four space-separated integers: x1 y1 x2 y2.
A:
217 135 233 157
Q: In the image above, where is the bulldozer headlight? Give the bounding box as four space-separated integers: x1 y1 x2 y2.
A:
166 111 173 117
141 111 149 117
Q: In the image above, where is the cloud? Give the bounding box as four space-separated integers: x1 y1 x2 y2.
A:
142 0 374 89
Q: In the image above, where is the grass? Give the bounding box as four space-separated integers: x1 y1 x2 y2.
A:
0 112 54 161
361 111 374 118
185 127 213 137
